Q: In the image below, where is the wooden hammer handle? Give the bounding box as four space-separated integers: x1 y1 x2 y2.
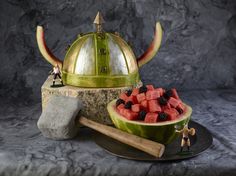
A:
78 116 165 158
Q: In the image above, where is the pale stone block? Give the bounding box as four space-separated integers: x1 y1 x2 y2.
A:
37 95 83 140
41 76 141 124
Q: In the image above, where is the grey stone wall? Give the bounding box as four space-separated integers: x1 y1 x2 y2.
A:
0 0 236 102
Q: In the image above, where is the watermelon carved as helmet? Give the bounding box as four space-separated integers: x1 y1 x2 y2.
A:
36 12 162 88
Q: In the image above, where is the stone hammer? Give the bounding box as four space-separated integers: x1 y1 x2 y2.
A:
37 96 165 158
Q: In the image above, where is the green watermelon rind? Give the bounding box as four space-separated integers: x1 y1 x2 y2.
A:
107 99 192 144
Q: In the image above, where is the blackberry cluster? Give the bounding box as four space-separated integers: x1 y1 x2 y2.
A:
124 101 133 109
126 89 132 97
163 89 173 99
158 112 168 121
116 99 125 107
177 107 183 114
159 96 167 106
138 110 147 120
139 85 148 94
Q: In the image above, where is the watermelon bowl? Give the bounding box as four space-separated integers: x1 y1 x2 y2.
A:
107 99 192 145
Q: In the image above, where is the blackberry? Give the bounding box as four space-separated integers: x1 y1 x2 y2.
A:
138 110 147 120
164 89 173 99
126 89 132 97
158 112 168 121
159 96 167 106
177 108 183 114
124 101 133 109
116 99 125 107
139 85 148 94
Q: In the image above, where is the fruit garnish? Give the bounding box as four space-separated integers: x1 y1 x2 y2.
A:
145 113 158 123
146 85 155 90
115 85 186 123
126 89 132 97
159 96 167 106
124 101 133 109
138 110 147 120
158 112 168 121
116 98 125 107
168 97 180 108
148 100 161 112
107 99 192 144
177 108 184 114
164 108 179 120
132 104 141 113
163 89 173 99
171 88 180 99
139 85 148 94
136 93 146 103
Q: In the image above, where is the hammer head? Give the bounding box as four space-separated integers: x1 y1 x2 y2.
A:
37 95 83 140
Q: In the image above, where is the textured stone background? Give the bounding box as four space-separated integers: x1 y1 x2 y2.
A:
0 0 236 103
0 1 236 176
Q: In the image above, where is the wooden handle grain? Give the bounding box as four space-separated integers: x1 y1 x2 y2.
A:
78 116 165 158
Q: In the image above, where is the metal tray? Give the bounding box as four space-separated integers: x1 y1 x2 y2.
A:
94 121 212 161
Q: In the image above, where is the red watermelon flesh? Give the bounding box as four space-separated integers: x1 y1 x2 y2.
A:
126 95 138 104
145 113 158 123
119 93 128 101
124 110 138 120
132 104 141 112
137 93 146 103
141 100 148 110
162 103 171 111
146 90 160 100
131 88 139 96
119 108 127 116
164 108 179 120
168 97 181 108
148 100 161 112
156 88 164 96
116 85 186 123
117 104 125 111
172 88 180 100
177 102 185 112
146 85 155 90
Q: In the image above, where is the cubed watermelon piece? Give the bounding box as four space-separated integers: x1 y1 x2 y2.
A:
146 85 155 91
119 93 128 101
136 93 146 103
164 108 179 120
124 110 138 120
126 95 138 104
141 100 148 110
171 88 180 100
162 103 171 111
132 104 141 113
148 100 161 112
177 102 185 113
119 108 127 116
146 90 160 100
131 88 139 96
168 97 181 108
144 113 158 123
156 88 165 96
117 104 125 111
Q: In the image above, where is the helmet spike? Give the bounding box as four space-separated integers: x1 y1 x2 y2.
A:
93 11 105 33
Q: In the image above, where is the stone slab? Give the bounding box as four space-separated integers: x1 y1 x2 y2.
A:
41 76 142 124
37 95 83 140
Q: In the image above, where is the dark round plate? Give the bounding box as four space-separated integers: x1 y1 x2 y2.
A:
94 121 213 161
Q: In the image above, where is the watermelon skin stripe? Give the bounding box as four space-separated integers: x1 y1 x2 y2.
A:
107 100 191 144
